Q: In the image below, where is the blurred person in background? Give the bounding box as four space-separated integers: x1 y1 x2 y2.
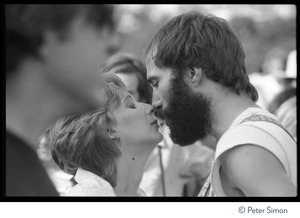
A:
6 4 120 196
48 74 163 196
284 49 297 87
102 52 214 196
145 11 296 196
102 52 153 104
268 49 297 141
249 47 287 109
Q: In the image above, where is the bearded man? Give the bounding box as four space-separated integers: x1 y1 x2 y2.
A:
145 11 296 197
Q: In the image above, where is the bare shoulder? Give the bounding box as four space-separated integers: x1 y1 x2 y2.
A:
219 144 296 196
219 144 281 169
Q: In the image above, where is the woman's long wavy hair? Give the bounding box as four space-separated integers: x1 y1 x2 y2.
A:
48 74 126 187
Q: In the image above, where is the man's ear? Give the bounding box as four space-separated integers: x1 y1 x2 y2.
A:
188 67 202 88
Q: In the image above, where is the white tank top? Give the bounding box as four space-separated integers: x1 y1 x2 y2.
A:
199 107 297 196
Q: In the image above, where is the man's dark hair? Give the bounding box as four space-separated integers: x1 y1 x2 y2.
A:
6 4 115 77
145 11 258 102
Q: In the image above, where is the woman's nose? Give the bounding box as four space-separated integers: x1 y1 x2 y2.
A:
149 108 154 116
143 103 154 115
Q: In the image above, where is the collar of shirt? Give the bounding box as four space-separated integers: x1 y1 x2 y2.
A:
74 168 114 191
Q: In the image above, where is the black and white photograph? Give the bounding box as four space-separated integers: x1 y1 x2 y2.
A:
3 3 298 217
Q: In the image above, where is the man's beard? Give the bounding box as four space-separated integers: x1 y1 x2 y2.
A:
161 73 212 146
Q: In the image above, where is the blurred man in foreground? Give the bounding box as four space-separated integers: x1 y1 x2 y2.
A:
6 4 119 196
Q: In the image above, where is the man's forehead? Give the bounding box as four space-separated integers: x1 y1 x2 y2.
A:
145 54 154 68
146 52 160 80
146 62 157 81
145 46 157 67
145 58 155 81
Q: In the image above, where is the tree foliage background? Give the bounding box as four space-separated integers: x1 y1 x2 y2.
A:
114 4 296 75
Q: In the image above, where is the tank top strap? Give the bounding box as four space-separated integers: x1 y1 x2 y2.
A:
240 114 296 142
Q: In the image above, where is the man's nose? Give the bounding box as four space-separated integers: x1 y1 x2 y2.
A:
152 92 162 111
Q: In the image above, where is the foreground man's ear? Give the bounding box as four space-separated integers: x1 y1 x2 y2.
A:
189 67 203 88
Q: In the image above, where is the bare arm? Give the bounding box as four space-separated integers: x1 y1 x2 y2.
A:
220 144 296 196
